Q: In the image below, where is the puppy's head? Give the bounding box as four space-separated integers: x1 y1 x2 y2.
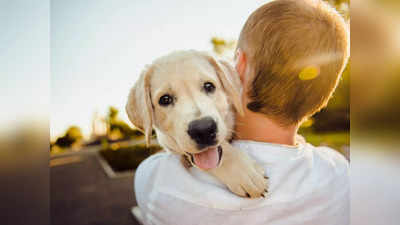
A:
126 50 243 170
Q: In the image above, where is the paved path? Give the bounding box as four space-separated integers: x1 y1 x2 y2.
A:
51 153 139 225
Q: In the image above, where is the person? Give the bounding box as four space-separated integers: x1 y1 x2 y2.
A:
134 0 350 224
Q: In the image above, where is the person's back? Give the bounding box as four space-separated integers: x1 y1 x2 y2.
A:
135 138 349 225
134 0 350 224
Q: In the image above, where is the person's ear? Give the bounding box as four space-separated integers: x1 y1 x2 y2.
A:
126 66 154 146
234 48 247 83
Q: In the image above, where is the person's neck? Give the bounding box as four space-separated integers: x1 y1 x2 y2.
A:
234 108 298 146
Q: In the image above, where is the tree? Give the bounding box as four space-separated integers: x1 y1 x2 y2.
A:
105 106 144 140
211 37 236 57
52 125 83 150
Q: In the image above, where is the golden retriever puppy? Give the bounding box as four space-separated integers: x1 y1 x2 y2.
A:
126 50 268 198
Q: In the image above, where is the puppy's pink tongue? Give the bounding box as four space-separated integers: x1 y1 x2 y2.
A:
193 147 219 170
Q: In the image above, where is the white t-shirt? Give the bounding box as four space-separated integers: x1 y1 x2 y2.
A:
134 139 349 225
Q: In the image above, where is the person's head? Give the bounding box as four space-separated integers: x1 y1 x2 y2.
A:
235 0 349 126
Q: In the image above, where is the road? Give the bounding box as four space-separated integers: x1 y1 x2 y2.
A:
51 153 139 225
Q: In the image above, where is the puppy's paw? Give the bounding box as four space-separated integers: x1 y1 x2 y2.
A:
209 142 269 198
231 161 269 199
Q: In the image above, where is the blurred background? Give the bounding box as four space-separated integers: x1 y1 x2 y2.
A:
0 0 399 225
351 0 400 224
47 0 349 224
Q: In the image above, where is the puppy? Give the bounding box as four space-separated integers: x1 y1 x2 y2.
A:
126 50 268 198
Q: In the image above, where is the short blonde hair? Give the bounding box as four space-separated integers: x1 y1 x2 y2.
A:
238 0 349 125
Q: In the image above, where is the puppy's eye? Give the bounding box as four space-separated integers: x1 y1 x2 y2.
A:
159 94 173 106
203 82 215 93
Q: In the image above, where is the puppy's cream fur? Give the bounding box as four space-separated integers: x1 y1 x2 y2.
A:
126 50 268 198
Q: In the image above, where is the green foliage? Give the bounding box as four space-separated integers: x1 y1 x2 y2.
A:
211 37 236 55
66 126 83 140
100 144 162 171
105 106 144 139
108 106 119 120
298 130 349 155
52 126 83 149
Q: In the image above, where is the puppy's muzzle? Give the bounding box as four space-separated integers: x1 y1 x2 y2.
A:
187 116 217 149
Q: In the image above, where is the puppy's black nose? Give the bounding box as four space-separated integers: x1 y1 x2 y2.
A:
187 117 217 149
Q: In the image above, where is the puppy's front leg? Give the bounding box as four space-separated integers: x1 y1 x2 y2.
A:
208 141 269 198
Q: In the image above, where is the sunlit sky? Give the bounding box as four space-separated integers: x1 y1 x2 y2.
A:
50 0 269 139
0 1 49 137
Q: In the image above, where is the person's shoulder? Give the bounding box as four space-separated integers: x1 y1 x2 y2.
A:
136 151 183 179
312 145 348 165
137 151 172 169
308 144 349 176
134 151 186 203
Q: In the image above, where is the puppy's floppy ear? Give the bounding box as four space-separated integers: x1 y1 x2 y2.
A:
126 66 154 146
206 55 245 116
